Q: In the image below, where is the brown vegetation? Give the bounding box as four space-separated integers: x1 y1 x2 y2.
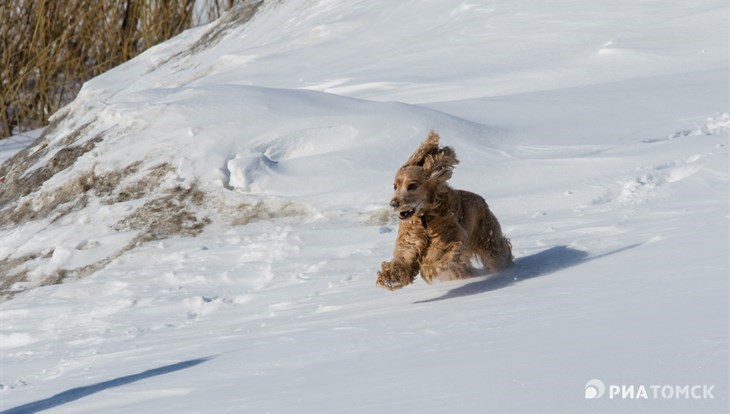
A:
0 0 242 139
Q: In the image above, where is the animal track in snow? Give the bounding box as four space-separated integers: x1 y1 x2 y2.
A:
644 113 730 143
614 173 661 205
591 154 706 207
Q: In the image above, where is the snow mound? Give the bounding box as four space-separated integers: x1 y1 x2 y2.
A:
0 75 495 298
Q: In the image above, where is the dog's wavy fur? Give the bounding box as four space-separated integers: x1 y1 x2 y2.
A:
376 131 513 291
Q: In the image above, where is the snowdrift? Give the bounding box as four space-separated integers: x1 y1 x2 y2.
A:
0 81 495 296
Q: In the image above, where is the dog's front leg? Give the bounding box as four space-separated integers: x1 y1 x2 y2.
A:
376 223 428 291
420 215 471 283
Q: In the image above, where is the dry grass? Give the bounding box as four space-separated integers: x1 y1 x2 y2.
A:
0 0 245 139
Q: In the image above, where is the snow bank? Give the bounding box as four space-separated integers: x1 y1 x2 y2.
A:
0 80 498 297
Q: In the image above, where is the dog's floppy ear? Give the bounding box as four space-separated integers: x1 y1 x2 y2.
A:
401 131 441 168
423 145 459 182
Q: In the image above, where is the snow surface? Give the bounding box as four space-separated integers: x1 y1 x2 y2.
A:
1 0 728 413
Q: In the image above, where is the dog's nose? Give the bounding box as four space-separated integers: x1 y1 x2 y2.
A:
389 199 399 208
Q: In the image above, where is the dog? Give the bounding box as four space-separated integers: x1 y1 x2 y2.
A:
376 131 513 291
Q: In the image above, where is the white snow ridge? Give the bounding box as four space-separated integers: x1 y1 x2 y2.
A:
1 1 728 413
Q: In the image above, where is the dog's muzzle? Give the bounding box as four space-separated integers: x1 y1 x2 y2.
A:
390 200 416 220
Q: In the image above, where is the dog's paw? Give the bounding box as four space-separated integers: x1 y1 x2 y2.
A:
376 261 414 291
376 271 405 291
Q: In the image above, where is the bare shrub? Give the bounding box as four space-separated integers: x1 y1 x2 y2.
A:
0 1 253 139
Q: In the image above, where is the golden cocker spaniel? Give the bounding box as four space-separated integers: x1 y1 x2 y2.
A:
377 131 513 291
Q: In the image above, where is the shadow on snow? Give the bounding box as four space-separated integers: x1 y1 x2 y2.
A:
1 357 212 414
416 244 641 303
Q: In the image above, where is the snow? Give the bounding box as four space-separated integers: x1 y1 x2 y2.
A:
0 131 41 167
1 0 728 413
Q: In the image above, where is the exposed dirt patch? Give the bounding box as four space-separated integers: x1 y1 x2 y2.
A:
0 114 67 185
115 183 210 243
0 160 147 226
188 0 264 55
113 163 174 203
0 122 98 208
0 161 195 300
0 251 53 300
231 200 308 226
152 0 264 72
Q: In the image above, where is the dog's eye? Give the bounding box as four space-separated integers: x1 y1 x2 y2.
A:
407 183 417 191
393 184 397 190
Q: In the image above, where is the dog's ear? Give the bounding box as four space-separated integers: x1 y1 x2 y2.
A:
423 145 459 182
401 131 441 168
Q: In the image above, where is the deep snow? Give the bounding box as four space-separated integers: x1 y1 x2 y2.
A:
1 0 728 413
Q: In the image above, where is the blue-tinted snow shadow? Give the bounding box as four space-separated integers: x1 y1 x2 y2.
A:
1 357 212 414
415 244 641 304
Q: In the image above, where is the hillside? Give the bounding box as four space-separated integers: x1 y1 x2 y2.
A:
1 1 728 413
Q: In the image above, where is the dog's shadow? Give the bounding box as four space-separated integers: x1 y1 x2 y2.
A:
416 244 640 303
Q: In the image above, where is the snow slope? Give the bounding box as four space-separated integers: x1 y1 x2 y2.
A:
1 0 728 413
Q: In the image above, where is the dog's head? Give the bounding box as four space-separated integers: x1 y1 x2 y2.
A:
389 131 459 220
